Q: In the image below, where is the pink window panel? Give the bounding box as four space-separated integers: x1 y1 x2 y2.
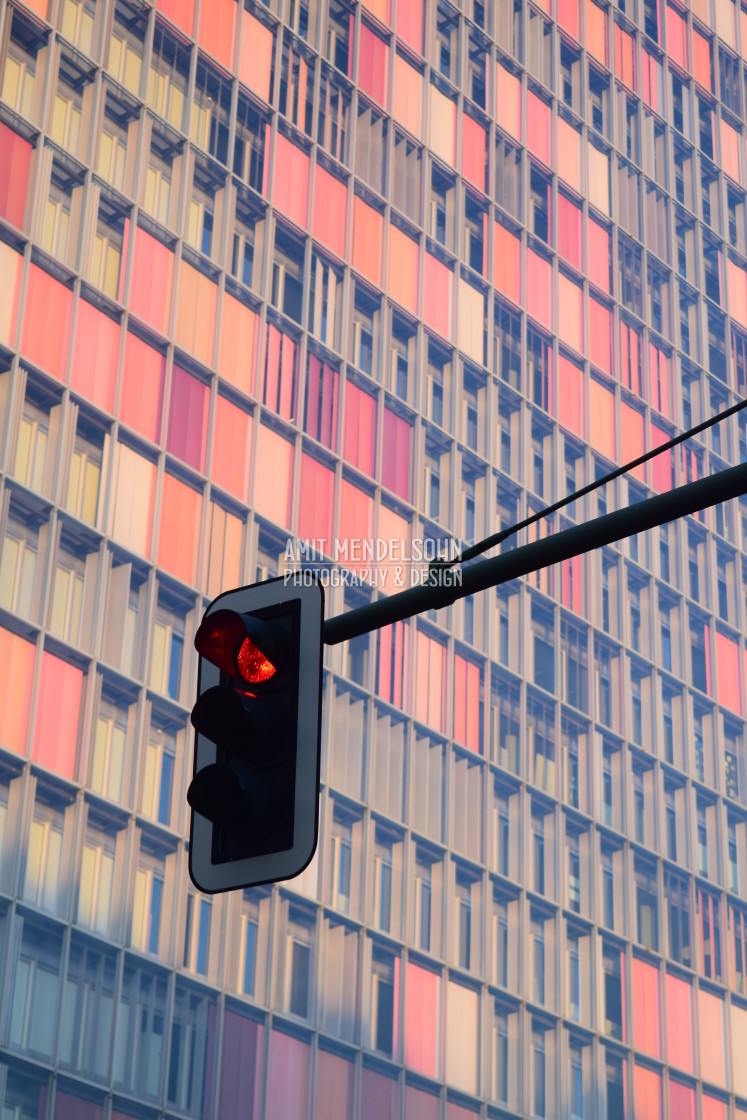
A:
405 1087 439 1120
615 24 636 90
557 116 582 193
343 381 376 475
728 258 747 330
558 354 583 436
125 227 173 336
702 1098 727 1120
396 0 423 53
363 0 390 23
211 395 252 502
175 261 217 369
454 655 481 751
589 379 615 461
404 962 440 1077
21 263 73 381
218 291 258 399
378 502 409 591
496 63 521 141
422 252 453 340
587 217 611 293
71 299 119 413
692 27 712 90
261 324 298 421
561 555 585 615
304 355 339 450
219 1011 265 1120
621 402 645 480
120 332 165 443
631 957 661 1057
198 0 235 69
312 164 347 259
558 274 583 354
557 195 582 270
651 424 674 492
0 121 31 229
388 223 419 316
589 296 612 375
731 1004 747 1098
494 222 521 305
381 409 411 501
0 242 23 349
527 92 551 166
338 479 374 574
666 5 687 69
157 473 202 586
297 453 334 545
166 365 209 472
254 425 294 528
314 1049 355 1120
447 1104 479 1120
721 119 742 186
239 9 273 102
377 620 409 709
699 991 727 1086
620 321 642 395
358 23 389 106
462 113 486 192
360 1066 400 1120
526 249 552 331
415 631 446 732
352 195 384 286
669 1082 696 1120
0 627 35 757
54 1090 104 1120
557 0 580 39
32 651 83 780
633 1067 662 1120
586 0 608 64
267 1030 311 1120
268 129 309 228
155 0 194 35
393 53 423 138
715 631 741 714
649 344 670 417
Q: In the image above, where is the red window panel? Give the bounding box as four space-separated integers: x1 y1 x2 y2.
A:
721 119 742 186
557 195 582 270
377 620 409 709
20 264 73 381
126 227 174 336
239 9 273 102
666 974 694 1072
669 1083 696 1120
651 423 674 492
621 401 645 480
615 24 636 90
557 117 582 193
728 258 747 330
343 381 376 475
586 0 608 65
166 365 209 472
527 92 551 167
254 424 294 528
32 651 83 780
304 354 339 450
454 655 481 752
692 27 712 90
561 555 585 615
666 5 687 69
298 453 334 545
352 195 384 286
71 299 120 413
218 291 258 399
631 958 661 1057
155 0 195 35
496 63 521 141
396 0 423 53
558 0 581 39
338 479 374 573
404 962 439 1077
388 224 419 316
381 408 411 501
312 164 347 259
633 1067 662 1120
198 0 235 69
422 252 453 340
0 627 35 756
589 296 612 375
157 472 202 586
261 323 298 421
211 395 252 502
358 23 389 106
702 1098 727 1120
360 1066 399 1120
414 631 446 733
175 261 218 370
558 273 583 355
494 222 521 305
698 989 727 1089
0 122 31 229
393 53 423 138
526 249 552 331
314 1050 355 1120
462 113 486 192
268 130 309 229
558 354 583 436
589 378 615 461
715 631 741 714
119 332 165 443
0 242 23 349
587 217 611 293
620 320 642 395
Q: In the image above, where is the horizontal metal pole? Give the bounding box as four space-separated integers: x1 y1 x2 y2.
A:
323 461 747 645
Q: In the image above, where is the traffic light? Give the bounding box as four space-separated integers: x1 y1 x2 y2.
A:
187 576 324 893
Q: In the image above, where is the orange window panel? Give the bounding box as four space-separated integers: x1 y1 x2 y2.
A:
0 121 32 229
633 1067 662 1120
527 91 551 167
119 332 165 443
358 22 389 106
496 63 521 141
558 273 583 355
343 381 377 476
218 291 258 398
0 627 35 757
557 195 582 270
702 1098 727 1120
363 0 390 23
586 0 608 65
422 252 453 340
254 424 294 528
378 502 409 592
454 655 481 752
270 129 309 229
621 401 645 479
19 0 48 17
70 299 120 414
0 241 23 349
715 631 741 714
239 10 273 102
728 258 747 330
698 989 727 1089
312 163 347 259
404 963 440 1077
666 973 694 1073
388 223 419 315
21 263 74 382
392 52 423 138
198 0 235 70
614 24 636 90
493 221 521 305
631 957 661 1057
32 651 83 780
462 113 486 192
557 116 582 193
666 5 687 69
156 0 195 35
558 0 581 39
297 453 334 544
352 195 384 286
588 378 615 461
396 0 423 53
558 354 583 436
721 119 742 186
338 479 374 573
692 27 712 90
157 473 202 586
166 365 209 472
589 296 612 375
127 227 174 336
175 260 217 369
526 249 552 331
211 395 252 502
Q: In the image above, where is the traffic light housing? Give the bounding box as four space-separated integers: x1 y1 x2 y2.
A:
188 577 324 893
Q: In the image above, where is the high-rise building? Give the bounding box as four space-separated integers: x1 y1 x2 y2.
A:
0 0 746 1116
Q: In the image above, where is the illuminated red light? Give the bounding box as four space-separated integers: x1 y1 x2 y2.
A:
238 636 276 683
195 610 276 684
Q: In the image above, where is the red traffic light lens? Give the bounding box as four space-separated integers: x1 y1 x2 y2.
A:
195 609 277 684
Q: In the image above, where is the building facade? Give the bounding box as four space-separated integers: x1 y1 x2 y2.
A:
0 0 746 1116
